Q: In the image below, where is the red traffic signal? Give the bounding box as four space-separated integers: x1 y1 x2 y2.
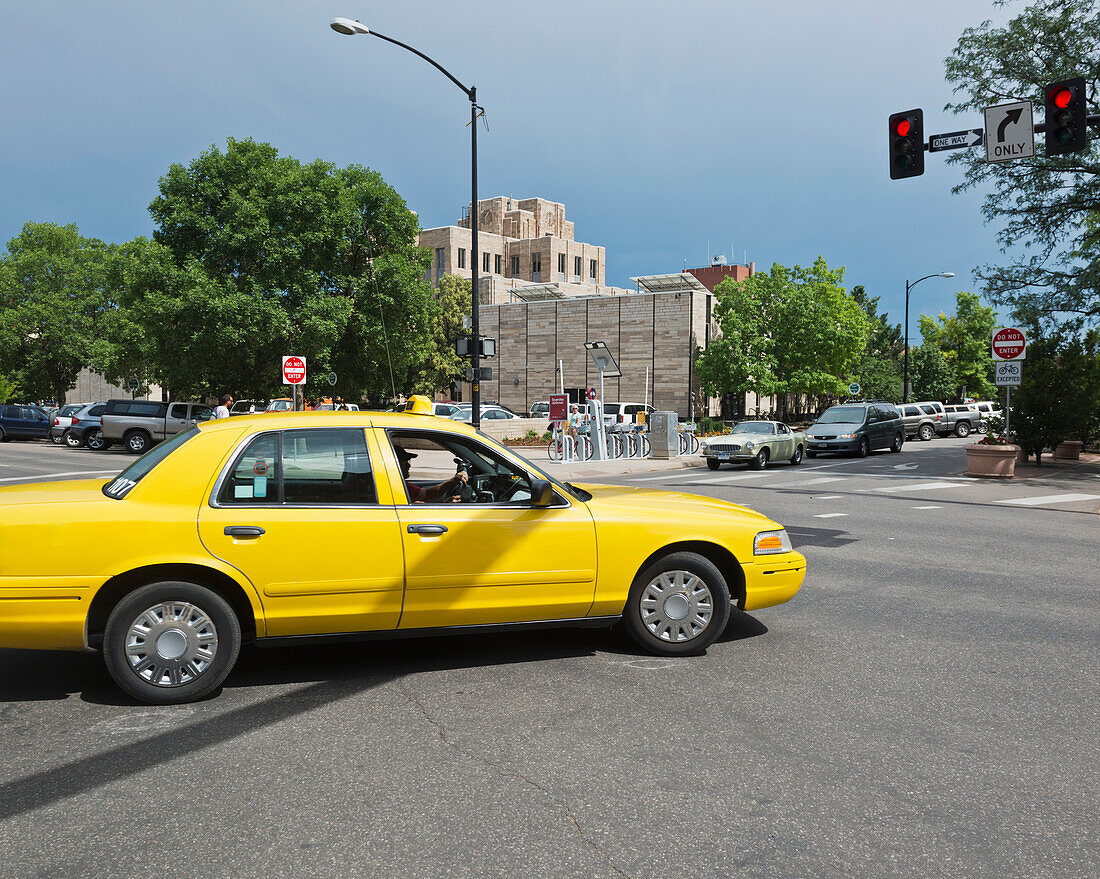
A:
889 109 924 179
1044 77 1087 156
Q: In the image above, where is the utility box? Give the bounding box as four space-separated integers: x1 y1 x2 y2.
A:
649 411 679 459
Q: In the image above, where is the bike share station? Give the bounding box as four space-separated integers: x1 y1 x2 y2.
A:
546 341 696 463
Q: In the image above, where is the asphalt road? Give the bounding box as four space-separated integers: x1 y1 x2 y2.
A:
0 436 1097 878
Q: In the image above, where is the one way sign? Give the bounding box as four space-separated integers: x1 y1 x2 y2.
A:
928 128 983 152
984 100 1034 163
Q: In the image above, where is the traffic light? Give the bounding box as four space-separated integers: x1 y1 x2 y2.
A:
1044 77 1088 156
889 109 924 179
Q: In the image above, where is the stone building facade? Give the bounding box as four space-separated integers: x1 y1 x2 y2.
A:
418 196 633 303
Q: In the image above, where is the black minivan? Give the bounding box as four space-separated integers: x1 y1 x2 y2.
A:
806 402 905 458
0 404 51 442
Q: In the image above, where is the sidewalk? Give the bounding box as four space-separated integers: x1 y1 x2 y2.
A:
510 446 704 481
1011 450 1100 481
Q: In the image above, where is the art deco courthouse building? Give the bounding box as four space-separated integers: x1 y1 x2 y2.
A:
418 197 756 417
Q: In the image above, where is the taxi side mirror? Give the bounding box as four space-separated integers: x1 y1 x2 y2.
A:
530 478 555 507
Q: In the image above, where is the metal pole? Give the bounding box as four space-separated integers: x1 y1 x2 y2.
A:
903 279 910 403
559 359 564 394
1006 386 1011 444
470 88 480 430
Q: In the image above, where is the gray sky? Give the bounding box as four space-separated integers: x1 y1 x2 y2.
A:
1 0 1013 332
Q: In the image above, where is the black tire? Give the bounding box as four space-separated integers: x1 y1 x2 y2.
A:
51 431 65 445
547 438 562 461
63 429 84 448
621 551 731 657
806 450 818 458
955 421 971 438
750 447 770 470
977 422 989 435
706 458 721 471
890 433 904 453
789 444 804 465
855 437 869 458
124 430 151 455
918 424 934 442
103 580 241 705
0 426 5 442
85 429 108 451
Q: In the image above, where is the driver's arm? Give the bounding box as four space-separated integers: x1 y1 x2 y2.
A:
416 470 469 503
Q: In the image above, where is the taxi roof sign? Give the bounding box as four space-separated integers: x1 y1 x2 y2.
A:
403 395 435 415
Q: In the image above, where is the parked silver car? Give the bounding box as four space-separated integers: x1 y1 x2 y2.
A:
100 399 214 454
899 403 940 441
49 402 87 444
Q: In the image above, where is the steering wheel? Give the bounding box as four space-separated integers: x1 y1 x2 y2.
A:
443 457 479 503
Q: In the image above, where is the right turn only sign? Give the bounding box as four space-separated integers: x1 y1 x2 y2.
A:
984 101 1034 163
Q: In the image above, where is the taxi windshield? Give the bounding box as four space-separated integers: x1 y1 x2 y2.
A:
102 427 199 499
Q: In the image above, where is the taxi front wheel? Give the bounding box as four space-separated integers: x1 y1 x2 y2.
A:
623 552 731 656
103 581 241 705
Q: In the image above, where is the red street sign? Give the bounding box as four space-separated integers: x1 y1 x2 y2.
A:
548 394 568 421
587 387 597 400
992 328 1026 361
282 355 307 384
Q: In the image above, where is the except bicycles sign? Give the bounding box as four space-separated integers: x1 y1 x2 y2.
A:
994 361 1022 387
992 327 1026 361
282 355 307 384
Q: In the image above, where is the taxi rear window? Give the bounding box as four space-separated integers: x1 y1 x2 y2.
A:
102 427 199 499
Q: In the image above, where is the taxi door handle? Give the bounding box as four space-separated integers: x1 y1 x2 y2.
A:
407 524 447 535
225 526 265 538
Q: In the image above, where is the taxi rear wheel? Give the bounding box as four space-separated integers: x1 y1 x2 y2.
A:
623 552 731 656
103 581 241 705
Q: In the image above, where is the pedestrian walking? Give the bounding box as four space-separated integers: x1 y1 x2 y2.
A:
214 394 233 419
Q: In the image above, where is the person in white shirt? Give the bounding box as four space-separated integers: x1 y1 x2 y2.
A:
214 394 233 419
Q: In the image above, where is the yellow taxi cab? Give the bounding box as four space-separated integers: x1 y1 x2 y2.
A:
0 407 805 704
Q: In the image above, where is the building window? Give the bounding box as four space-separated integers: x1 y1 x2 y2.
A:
435 248 444 276
557 253 566 274
495 254 502 275
589 259 597 279
458 248 466 269
510 255 519 277
531 253 541 274
574 256 582 277
483 251 490 272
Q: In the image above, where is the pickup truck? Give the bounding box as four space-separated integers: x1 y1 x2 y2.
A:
942 404 983 438
100 399 214 454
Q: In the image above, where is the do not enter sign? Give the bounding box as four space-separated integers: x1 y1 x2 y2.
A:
282 355 307 384
992 328 1026 361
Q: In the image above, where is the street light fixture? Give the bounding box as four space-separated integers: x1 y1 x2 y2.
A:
330 17 485 428
903 272 955 403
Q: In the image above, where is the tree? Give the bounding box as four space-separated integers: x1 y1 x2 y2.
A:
413 274 468 396
918 291 996 399
910 344 958 401
131 137 435 403
0 372 18 403
0 222 114 404
851 285 903 400
944 0 1100 325
695 272 777 404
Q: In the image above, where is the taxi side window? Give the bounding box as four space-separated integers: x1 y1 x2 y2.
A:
218 429 377 505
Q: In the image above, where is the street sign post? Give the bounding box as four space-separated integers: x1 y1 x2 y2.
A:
327 371 337 386
282 356 307 384
848 382 861 396
984 101 1034 163
994 361 1022 387
928 129 983 152
992 327 1027 361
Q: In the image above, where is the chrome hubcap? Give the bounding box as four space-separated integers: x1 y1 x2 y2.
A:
639 570 714 643
125 602 218 687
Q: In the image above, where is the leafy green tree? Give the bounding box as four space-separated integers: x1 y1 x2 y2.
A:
131 137 434 403
413 273 468 396
0 222 114 404
0 372 19 403
910 344 958 401
944 0 1100 324
695 272 777 403
851 285 903 400
918 291 996 398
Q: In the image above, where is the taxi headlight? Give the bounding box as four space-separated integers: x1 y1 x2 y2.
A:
754 529 792 555
744 441 754 451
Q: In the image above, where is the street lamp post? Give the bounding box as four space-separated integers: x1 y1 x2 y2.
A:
903 272 955 403
330 17 483 428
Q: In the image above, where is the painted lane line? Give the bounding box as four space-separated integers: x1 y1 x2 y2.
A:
764 476 845 489
996 493 1100 507
912 505 943 510
813 512 848 519
0 470 118 483
815 495 843 500
871 482 968 493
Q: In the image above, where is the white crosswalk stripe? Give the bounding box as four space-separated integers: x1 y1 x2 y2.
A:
870 481 968 493
762 476 845 489
912 505 942 510
813 512 848 518
996 493 1100 506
